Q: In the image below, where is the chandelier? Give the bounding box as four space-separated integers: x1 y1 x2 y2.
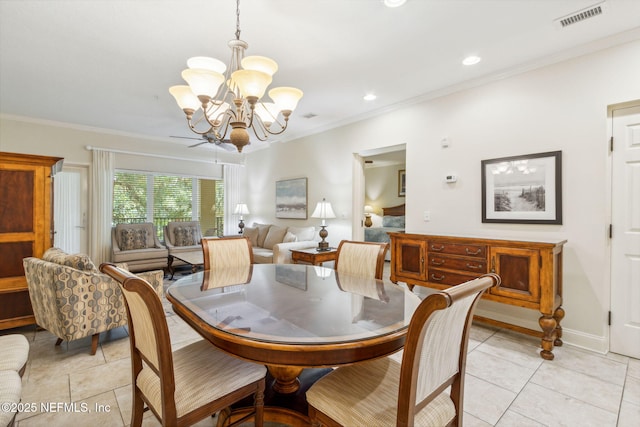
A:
169 0 303 153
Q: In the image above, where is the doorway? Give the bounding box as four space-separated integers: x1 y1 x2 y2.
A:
54 165 89 254
609 102 640 358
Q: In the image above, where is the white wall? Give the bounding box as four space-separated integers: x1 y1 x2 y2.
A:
243 39 640 352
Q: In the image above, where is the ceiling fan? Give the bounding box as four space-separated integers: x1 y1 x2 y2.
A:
170 133 238 151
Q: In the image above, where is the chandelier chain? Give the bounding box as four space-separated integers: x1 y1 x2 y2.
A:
235 0 241 40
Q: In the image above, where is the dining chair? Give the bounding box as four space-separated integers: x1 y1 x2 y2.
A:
201 236 253 270
334 240 389 279
306 273 500 427
99 262 266 427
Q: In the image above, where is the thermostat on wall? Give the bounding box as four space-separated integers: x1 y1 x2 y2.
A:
445 174 457 183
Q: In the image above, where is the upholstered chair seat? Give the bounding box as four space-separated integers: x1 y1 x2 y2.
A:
307 274 500 427
0 335 29 377
100 262 266 427
0 370 22 427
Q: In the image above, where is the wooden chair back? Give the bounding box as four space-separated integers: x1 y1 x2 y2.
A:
99 263 179 422
396 273 500 426
201 236 253 270
334 240 389 279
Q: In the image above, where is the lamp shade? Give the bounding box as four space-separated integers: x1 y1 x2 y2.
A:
187 56 227 74
241 55 278 76
169 85 201 112
231 69 272 100
311 199 336 219
234 203 250 215
181 68 225 99
364 205 374 214
269 87 303 113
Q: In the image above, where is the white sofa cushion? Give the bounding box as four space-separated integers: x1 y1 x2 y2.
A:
242 227 259 247
287 226 316 242
283 231 297 243
263 226 288 249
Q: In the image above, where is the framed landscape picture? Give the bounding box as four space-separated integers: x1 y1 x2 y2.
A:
481 151 562 224
276 177 308 219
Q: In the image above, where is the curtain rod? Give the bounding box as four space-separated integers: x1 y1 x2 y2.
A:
84 145 243 167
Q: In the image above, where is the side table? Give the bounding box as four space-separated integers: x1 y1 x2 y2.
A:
290 248 338 266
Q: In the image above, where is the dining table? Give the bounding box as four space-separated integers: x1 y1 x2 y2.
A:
166 263 422 424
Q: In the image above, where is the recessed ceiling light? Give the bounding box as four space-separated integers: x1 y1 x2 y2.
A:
363 93 377 101
384 0 407 8
462 55 482 66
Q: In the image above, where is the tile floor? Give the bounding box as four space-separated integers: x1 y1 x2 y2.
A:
4 266 639 427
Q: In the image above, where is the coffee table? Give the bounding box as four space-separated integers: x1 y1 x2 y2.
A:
167 250 204 279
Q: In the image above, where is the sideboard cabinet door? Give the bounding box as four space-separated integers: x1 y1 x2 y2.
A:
393 238 426 282
489 246 540 303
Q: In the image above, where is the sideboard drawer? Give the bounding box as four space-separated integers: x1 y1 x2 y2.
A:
427 241 487 258
427 255 487 273
427 269 480 286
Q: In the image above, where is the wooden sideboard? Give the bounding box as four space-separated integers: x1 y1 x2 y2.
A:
0 152 63 330
389 232 566 360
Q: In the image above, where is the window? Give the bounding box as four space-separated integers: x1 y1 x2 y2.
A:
113 171 223 239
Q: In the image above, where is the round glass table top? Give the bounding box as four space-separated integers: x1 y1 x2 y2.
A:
167 263 421 345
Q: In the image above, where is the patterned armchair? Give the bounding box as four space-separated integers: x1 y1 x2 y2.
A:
23 248 164 355
163 220 203 266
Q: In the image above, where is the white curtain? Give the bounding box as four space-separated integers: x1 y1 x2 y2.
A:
90 149 114 265
224 164 242 235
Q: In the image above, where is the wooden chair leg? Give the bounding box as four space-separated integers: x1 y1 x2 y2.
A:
131 389 145 427
90 333 99 355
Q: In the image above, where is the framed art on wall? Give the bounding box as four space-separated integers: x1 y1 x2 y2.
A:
398 169 406 197
276 177 308 219
481 151 562 224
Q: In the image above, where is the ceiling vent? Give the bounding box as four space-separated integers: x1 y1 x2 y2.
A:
554 2 607 28
303 113 317 119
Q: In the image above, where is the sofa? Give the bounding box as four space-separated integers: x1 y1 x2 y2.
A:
242 223 317 264
23 248 164 355
111 222 169 272
163 220 203 268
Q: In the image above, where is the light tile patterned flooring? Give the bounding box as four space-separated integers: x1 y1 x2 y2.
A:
4 265 639 427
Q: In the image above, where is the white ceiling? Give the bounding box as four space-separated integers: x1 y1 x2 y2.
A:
1 0 639 153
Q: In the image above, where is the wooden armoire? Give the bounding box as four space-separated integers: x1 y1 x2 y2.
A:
0 152 63 329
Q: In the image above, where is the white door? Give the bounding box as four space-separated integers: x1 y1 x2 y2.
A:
54 166 89 254
610 104 640 358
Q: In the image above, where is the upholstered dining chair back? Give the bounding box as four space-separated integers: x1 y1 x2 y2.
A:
201 236 254 270
334 240 389 280
99 263 266 427
306 273 500 427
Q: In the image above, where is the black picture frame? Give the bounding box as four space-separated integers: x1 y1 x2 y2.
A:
481 151 562 224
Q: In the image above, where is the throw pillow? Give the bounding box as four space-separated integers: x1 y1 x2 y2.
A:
263 226 288 250
42 247 98 272
253 223 272 248
174 226 197 246
287 226 316 242
283 231 297 243
120 228 148 251
243 227 259 247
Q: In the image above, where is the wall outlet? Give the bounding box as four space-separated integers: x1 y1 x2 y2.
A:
423 211 430 221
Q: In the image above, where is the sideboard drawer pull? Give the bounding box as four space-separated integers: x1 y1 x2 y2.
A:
430 244 445 251
431 258 445 266
466 263 482 270
465 247 482 255
431 273 445 281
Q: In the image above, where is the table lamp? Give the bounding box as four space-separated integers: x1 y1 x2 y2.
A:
311 198 336 251
234 203 250 234
364 205 374 227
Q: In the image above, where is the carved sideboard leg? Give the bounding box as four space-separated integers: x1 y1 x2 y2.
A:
539 315 557 360
553 307 565 347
